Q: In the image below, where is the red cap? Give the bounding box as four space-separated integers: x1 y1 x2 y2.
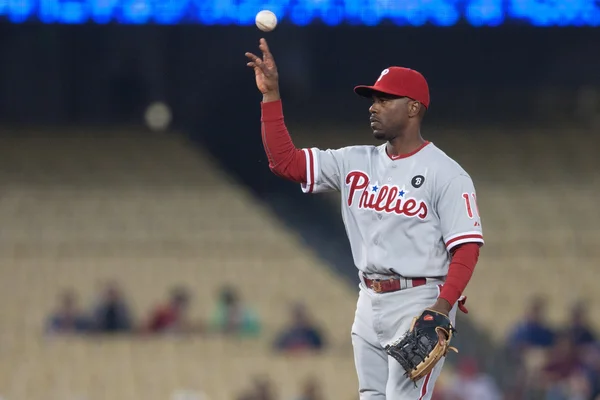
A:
354 67 430 109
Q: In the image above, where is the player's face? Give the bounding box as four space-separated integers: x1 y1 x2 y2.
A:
369 94 411 140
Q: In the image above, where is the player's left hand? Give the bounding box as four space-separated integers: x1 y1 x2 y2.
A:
427 299 453 344
428 298 452 317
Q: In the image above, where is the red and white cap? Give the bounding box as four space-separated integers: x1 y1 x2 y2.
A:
354 67 430 109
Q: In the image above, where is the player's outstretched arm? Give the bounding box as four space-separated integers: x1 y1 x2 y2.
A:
245 38 306 183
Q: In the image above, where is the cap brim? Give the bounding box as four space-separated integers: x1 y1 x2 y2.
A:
354 85 428 108
354 85 398 98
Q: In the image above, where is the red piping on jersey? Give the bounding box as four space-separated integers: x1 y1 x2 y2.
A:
261 100 307 183
386 141 431 160
438 242 480 307
419 371 432 399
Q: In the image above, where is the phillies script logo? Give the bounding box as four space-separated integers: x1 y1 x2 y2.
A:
345 171 428 219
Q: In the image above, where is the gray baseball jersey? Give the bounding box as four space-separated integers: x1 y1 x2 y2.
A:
300 141 484 278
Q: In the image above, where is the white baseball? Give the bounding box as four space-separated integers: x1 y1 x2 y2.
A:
255 10 277 32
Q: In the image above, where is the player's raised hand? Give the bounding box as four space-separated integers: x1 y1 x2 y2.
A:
245 38 280 102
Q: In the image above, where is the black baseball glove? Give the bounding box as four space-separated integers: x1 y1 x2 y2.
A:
385 309 457 382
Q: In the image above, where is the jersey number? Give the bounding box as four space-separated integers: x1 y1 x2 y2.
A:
462 193 480 219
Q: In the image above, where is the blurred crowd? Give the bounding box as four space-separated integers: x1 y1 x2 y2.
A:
46 281 325 354
46 285 599 400
506 296 600 400
45 281 328 400
432 296 599 400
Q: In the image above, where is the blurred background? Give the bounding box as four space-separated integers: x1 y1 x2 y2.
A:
0 1 599 400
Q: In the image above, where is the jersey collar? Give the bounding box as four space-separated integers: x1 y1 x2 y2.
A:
385 141 431 161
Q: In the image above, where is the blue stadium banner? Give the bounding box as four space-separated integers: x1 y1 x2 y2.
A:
1 0 599 26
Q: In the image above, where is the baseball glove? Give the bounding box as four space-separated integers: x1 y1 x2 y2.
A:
385 309 457 382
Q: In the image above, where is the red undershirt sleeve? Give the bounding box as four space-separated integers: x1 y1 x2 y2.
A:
439 242 480 307
260 100 307 183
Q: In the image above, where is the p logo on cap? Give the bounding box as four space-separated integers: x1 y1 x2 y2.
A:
376 68 390 83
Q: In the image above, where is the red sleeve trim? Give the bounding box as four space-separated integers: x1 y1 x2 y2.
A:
445 232 484 251
301 148 315 193
438 243 480 307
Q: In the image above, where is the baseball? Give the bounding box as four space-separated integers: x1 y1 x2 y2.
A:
255 10 277 32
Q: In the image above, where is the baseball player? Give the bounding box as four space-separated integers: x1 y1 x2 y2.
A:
245 39 483 400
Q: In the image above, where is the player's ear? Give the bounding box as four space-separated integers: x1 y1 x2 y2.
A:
407 100 421 118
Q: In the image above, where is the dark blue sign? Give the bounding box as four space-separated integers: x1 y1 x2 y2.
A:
1 0 599 26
